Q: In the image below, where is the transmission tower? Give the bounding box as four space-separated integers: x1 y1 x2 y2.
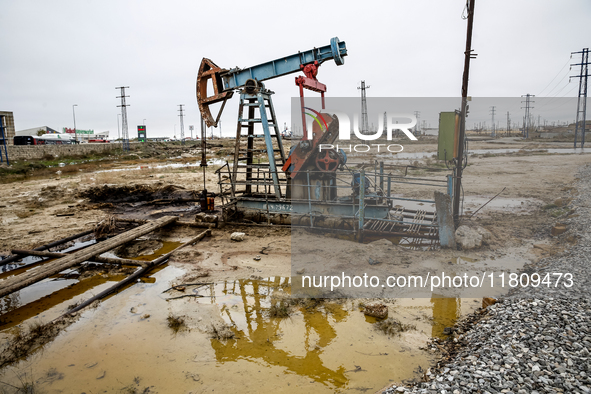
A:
506 111 511 136
571 48 589 148
0 114 9 165
178 104 185 145
521 94 534 139
357 81 370 134
490 106 496 137
116 86 130 151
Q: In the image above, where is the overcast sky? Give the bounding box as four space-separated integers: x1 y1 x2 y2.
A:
1 0 589 138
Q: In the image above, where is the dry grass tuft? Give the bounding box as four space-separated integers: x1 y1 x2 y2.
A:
374 318 416 337
93 216 117 239
210 323 234 340
268 301 291 318
166 314 186 333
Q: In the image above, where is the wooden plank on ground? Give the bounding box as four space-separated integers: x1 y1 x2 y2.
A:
11 249 147 267
0 216 178 298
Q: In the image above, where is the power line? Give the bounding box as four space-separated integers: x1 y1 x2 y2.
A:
539 95 578 115
546 79 573 99
536 56 572 96
535 83 578 113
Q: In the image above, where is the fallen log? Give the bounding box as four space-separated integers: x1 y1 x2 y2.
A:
0 216 178 298
62 228 211 317
11 249 147 268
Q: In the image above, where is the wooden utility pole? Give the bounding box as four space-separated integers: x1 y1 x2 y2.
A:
453 0 476 227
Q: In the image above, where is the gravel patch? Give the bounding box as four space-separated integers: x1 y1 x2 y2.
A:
383 164 591 394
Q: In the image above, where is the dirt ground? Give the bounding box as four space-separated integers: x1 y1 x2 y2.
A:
0 137 586 261
0 138 589 393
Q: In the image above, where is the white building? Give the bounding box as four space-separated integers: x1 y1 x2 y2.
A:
16 126 109 142
15 126 60 136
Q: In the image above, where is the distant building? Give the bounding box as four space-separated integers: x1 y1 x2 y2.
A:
14 126 110 143
0 111 16 145
16 126 60 137
63 128 109 142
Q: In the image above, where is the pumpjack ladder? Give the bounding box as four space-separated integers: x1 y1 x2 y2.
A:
231 90 287 199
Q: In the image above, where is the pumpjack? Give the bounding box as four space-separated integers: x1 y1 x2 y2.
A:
196 37 347 197
196 37 440 245
196 38 360 205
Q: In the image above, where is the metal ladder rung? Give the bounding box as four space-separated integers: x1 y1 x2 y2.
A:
236 162 270 167
245 177 289 181
237 157 283 162
236 164 286 170
242 103 270 107
239 149 283 152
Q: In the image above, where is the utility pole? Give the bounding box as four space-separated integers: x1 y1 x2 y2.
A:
414 111 421 136
490 106 496 137
453 0 477 227
571 48 589 148
358 81 370 134
506 111 511 137
0 114 9 165
521 94 534 139
200 114 208 204
116 86 130 151
72 104 78 144
178 104 185 145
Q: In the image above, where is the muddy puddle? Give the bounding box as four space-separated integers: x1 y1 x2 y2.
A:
313 229 438 250
0 264 482 393
91 157 230 175
0 240 96 277
462 196 543 215
389 195 542 215
0 240 182 331
376 147 591 161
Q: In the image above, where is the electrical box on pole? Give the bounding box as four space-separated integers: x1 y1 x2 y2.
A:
438 111 459 161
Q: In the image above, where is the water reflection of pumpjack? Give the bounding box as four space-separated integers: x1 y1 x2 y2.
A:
208 278 349 388
430 295 460 338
